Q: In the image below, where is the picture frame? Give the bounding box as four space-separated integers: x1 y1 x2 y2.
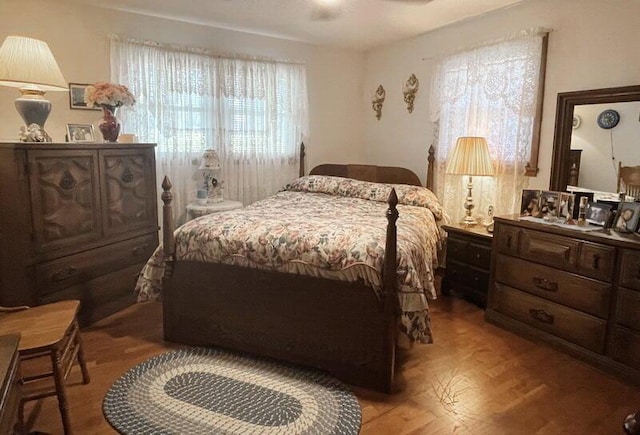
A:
585 201 613 226
613 202 640 233
558 192 575 220
520 189 541 217
66 124 95 143
68 83 99 110
539 190 560 219
572 192 594 219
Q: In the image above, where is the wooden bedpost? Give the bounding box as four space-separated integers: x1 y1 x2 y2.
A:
299 142 306 177
161 176 176 278
426 144 435 191
381 187 398 392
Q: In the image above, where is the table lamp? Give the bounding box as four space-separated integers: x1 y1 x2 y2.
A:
0 36 68 142
446 136 495 226
199 149 224 204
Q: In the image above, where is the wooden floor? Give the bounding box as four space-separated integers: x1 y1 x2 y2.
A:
24 296 640 434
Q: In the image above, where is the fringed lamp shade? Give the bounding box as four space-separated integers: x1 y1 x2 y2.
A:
0 36 67 141
445 137 495 176
446 137 495 225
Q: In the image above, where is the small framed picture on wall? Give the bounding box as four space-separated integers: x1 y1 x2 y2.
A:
68 83 100 110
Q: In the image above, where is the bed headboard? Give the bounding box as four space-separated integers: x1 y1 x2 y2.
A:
309 164 421 186
302 144 435 190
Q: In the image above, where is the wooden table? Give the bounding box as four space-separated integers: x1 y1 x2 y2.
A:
0 334 20 435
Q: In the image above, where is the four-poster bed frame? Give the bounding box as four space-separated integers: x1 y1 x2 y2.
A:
160 144 436 392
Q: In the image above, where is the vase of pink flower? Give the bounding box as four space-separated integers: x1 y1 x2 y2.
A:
84 82 136 142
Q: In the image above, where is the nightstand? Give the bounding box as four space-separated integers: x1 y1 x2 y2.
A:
186 199 243 221
441 223 493 308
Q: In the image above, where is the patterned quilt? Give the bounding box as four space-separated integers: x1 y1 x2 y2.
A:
136 175 448 343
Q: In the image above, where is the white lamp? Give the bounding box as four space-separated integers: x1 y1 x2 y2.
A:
446 136 495 226
198 149 223 203
0 36 68 142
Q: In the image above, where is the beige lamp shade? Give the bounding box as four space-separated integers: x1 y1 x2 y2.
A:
0 36 67 92
446 136 495 176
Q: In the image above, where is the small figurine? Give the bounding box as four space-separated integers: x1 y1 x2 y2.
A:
19 123 51 142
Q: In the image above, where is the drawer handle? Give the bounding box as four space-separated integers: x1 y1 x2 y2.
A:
51 266 78 281
475 253 481 260
532 276 558 292
529 308 554 325
592 254 600 270
132 244 149 256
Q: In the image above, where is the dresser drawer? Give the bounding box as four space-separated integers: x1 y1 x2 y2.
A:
492 284 607 353
519 229 579 272
494 254 611 318
496 225 519 256
468 243 491 270
444 260 469 285
620 250 640 291
615 288 640 331
610 326 640 370
577 242 615 282
36 233 157 296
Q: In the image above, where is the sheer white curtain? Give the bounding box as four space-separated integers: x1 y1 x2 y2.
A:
429 30 547 224
110 36 309 220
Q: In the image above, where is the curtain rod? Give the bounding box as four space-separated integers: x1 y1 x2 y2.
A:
109 34 306 66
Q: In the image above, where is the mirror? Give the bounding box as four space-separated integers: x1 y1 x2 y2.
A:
549 85 640 192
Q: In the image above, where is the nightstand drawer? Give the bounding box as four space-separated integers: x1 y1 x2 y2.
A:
468 243 491 269
620 250 640 291
494 254 611 318
447 236 468 262
492 284 607 353
444 260 469 285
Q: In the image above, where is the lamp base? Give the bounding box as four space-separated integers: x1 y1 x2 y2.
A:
15 88 53 142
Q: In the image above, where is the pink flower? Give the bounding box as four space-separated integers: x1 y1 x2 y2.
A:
84 81 136 108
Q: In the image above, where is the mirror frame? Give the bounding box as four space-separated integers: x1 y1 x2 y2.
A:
549 85 640 191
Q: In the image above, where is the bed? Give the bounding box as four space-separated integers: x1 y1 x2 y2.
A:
138 145 444 392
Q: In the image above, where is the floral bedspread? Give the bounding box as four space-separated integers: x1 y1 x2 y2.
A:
136 176 448 343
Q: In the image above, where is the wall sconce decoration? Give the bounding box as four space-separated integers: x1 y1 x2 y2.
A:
371 85 386 120
403 74 419 113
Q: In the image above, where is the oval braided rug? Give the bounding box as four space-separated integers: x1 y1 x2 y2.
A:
103 347 361 434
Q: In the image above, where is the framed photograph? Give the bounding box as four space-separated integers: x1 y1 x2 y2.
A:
613 202 640 233
66 124 95 143
68 83 99 110
572 192 594 219
520 189 541 217
585 201 612 226
540 191 560 219
558 192 575 220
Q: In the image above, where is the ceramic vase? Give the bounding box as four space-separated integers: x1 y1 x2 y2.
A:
98 106 121 142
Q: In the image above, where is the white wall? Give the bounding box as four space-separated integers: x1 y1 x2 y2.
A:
362 0 640 190
0 0 365 171
572 101 640 192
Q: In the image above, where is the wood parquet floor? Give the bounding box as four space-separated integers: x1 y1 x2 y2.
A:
23 296 640 434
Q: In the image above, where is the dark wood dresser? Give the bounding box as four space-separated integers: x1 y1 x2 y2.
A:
0 334 20 435
0 143 158 325
442 223 493 307
486 215 640 383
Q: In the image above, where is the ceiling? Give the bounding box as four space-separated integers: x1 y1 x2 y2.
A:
69 0 526 51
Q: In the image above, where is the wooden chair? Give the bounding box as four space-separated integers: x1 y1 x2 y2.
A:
617 162 640 200
0 300 90 435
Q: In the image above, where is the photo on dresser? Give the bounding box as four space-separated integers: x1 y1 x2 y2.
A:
558 192 575 220
539 191 560 219
520 189 542 217
613 201 640 233
585 201 613 226
572 192 594 219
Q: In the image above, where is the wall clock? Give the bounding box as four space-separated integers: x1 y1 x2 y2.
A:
597 109 620 129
